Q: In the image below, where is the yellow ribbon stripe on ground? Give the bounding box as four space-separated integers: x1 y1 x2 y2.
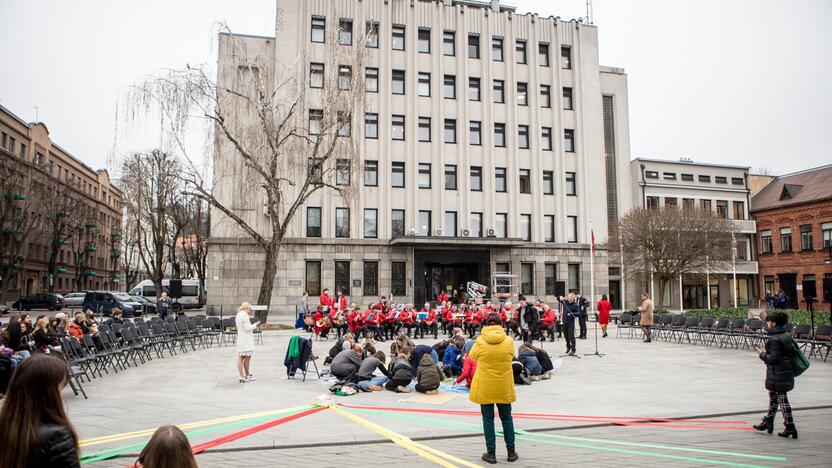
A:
329 405 481 468
79 405 315 448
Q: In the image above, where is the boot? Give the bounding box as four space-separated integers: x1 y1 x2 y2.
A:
778 424 798 439
507 450 519 462
481 453 497 465
753 416 774 434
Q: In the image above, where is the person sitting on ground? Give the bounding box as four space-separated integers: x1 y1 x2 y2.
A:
330 344 363 381
135 424 198 468
0 354 81 467
385 347 414 393
523 342 553 380
110 308 124 325
441 336 466 377
362 344 376 360
432 338 449 362
455 349 478 387
356 350 390 391
416 352 442 394
409 343 439 371
517 343 543 380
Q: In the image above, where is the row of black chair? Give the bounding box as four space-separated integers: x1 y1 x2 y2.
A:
60 314 262 399
616 312 831 361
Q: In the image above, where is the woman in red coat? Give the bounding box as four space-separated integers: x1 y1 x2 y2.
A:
597 295 612 338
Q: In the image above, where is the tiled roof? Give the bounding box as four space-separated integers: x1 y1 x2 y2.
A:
750 164 832 212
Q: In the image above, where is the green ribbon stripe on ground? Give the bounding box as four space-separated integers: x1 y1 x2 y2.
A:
81 407 307 464
340 407 786 468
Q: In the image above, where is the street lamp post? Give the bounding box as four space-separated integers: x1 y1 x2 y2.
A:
731 232 738 310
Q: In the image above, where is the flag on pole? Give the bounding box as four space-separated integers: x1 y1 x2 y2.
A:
591 229 596 253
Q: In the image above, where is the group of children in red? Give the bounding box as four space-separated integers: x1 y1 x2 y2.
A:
310 289 563 343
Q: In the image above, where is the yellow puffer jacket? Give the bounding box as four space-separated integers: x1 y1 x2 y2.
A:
468 325 516 405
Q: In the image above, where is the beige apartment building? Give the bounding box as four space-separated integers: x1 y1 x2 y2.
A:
624 157 758 311
0 104 123 302
207 0 633 314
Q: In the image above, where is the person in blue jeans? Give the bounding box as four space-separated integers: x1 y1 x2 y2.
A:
356 351 390 391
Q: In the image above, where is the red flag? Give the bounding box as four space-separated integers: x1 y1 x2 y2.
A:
591 230 596 253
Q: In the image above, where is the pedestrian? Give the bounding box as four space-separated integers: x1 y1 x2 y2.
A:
157 292 171 319
753 312 798 439
576 292 589 339
638 292 654 343
597 294 611 338
557 294 579 355
0 354 81 468
469 312 518 464
135 425 198 468
774 289 787 310
296 291 309 330
235 302 259 383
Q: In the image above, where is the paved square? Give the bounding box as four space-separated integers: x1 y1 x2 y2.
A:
69 325 832 467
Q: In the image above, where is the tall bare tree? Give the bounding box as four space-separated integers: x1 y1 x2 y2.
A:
121 150 182 299
120 216 142 292
621 207 736 307
122 28 367 321
0 156 44 301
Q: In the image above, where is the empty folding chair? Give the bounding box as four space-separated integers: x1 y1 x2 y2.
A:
810 325 831 361
151 323 178 356
724 319 747 349
221 318 237 346
696 317 716 345
251 317 264 345
201 319 221 347
708 317 730 346
792 324 812 353
616 313 632 338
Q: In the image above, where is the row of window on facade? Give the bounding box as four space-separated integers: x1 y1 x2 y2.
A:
760 222 832 254
1 131 121 210
311 111 575 152
645 197 747 220
304 259 581 298
330 159 577 194
310 17 574 69
644 170 745 187
312 62 574 110
305 206 580 243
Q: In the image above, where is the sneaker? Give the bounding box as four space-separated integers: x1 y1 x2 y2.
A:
507 450 519 462
246 375 256 381
368 384 383 391
426 389 439 395
541 371 551 380
397 385 413 393
481 453 497 464
531 375 542 381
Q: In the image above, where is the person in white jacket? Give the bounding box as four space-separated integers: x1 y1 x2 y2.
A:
236 302 259 383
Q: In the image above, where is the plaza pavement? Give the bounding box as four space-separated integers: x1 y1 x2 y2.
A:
67 325 832 467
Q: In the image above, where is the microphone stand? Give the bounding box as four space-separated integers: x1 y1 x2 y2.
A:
584 312 605 358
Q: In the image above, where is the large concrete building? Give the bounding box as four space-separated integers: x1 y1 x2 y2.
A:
625 157 758 310
751 165 832 309
207 0 632 315
0 104 123 302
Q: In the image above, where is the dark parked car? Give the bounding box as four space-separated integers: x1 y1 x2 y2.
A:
82 291 138 317
12 293 65 311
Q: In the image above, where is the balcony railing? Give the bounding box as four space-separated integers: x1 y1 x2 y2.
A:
732 219 756 233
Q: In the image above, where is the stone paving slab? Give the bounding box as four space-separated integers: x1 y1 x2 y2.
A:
67 326 832 466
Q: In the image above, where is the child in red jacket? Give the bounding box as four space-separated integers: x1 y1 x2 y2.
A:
455 352 478 388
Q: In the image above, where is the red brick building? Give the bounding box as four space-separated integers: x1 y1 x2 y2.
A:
751 165 832 309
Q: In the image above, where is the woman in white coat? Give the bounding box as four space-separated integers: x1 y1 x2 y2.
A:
236 302 259 383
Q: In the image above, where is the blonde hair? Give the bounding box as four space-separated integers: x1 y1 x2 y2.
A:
567 293 576 302
238 301 252 312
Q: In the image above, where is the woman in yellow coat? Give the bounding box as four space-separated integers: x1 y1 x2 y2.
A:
469 313 518 464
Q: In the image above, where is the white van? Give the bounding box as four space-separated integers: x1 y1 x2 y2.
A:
129 279 204 309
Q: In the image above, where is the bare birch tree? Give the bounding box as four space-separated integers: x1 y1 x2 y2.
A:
120 150 182 299
621 207 736 306
121 27 367 321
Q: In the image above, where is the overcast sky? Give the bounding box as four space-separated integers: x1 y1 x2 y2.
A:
1 0 830 175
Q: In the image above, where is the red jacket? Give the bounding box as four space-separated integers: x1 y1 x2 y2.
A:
438 292 449 303
420 309 437 325
597 299 612 324
455 355 478 387
386 309 401 324
541 308 557 327
471 309 484 325
348 309 363 332
363 308 380 325
319 293 332 309
313 310 330 334
400 309 415 325
334 295 348 311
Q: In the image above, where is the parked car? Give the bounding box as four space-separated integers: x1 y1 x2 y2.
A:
129 295 157 314
0 304 9 315
63 292 87 308
12 293 64 311
81 291 138 317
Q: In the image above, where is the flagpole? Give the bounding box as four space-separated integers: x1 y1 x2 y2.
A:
619 226 625 312
589 219 595 314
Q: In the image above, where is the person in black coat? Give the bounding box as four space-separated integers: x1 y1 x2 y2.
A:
753 312 798 439
557 294 580 355
0 354 81 467
576 293 589 339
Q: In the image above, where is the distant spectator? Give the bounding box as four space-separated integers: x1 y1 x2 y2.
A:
158 292 172 319
2 314 31 359
32 315 59 353
111 308 124 324
0 354 81 467
53 313 69 338
135 425 198 468
68 313 87 339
